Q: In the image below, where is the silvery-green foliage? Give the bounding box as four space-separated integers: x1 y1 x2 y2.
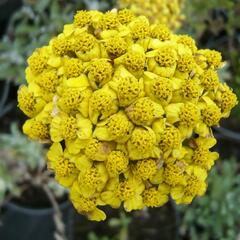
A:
178 159 240 240
0 123 66 205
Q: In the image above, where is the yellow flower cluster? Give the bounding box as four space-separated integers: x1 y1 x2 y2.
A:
118 0 185 30
18 9 238 221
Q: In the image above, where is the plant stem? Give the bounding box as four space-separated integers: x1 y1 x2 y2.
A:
42 184 67 240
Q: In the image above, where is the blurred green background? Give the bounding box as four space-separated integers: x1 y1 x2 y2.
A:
0 0 240 240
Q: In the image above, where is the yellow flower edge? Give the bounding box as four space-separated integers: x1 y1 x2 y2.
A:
118 0 185 30
18 9 238 221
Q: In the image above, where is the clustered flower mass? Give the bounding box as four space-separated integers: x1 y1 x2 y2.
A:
118 0 185 29
18 9 238 221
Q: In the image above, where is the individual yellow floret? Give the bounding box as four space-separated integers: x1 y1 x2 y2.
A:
27 49 48 74
64 58 83 78
47 143 79 187
70 182 106 221
180 79 201 100
74 10 92 28
201 104 221 127
123 50 146 74
78 163 108 198
110 70 144 107
134 159 158 180
155 47 177 67
93 111 134 143
74 33 97 53
143 187 168 207
89 86 118 124
129 17 150 40
36 70 60 93
216 84 238 116
177 53 195 73
23 118 49 141
85 138 114 161
191 146 218 171
17 85 46 118
159 126 181 153
86 59 113 89
58 88 92 117
179 102 200 128
171 166 207 204
106 151 129 177
127 127 160 160
151 24 171 41
99 11 120 30
163 161 186 186
144 75 173 106
51 37 71 56
126 97 164 126
104 37 127 58
198 49 222 69
116 176 144 211
177 35 197 53
201 69 219 91
117 8 135 24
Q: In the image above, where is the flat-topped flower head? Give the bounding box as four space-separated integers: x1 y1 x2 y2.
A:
18 8 237 221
